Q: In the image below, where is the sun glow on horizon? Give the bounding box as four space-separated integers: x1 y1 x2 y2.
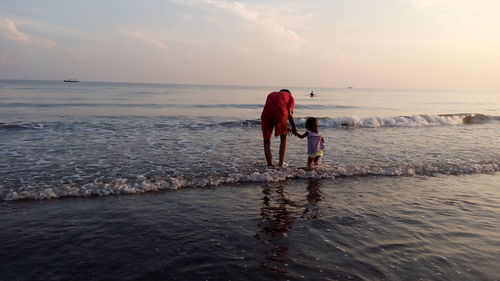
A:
0 0 499 91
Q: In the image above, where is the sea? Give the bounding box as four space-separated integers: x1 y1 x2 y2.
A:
0 80 499 280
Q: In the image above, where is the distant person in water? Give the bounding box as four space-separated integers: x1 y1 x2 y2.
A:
310 91 315 97
294 117 325 167
261 89 298 167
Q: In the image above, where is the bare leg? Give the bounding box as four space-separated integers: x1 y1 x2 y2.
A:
263 139 273 166
314 156 321 166
307 157 313 167
278 134 287 167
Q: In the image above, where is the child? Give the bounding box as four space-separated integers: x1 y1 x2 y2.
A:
294 117 325 167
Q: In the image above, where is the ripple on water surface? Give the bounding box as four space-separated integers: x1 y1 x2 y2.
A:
1 119 499 200
1 174 499 280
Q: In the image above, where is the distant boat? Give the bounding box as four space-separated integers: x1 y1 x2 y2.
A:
347 86 353 89
64 79 79 82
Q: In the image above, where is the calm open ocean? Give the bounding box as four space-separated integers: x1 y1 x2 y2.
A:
0 80 499 280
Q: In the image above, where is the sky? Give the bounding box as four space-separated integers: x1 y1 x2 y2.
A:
0 0 499 90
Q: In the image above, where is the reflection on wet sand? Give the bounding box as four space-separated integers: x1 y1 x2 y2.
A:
255 180 325 274
303 180 325 219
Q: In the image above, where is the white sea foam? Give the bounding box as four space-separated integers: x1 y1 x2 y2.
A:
2 163 497 201
295 114 468 128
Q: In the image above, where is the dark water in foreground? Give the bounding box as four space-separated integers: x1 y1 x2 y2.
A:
1 174 499 281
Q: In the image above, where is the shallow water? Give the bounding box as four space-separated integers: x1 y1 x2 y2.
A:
1 174 499 280
1 115 498 200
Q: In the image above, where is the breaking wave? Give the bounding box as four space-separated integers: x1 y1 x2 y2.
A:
2 162 498 201
1 113 497 131
223 113 498 129
0 123 33 130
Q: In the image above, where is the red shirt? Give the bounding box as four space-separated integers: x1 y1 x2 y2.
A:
261 91 295 120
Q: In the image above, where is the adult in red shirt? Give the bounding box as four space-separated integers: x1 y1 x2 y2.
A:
261 89 298 167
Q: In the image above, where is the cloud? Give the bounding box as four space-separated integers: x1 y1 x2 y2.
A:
11 16 102 41
118 28 167 49
0 18 31 42
117 26 206 50
170 0 304 53
0 18 57 48
210 0 303 45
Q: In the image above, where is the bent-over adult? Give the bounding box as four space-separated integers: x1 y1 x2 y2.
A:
260 89 298 167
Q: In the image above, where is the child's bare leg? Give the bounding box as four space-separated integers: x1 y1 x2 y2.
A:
313 156 321 166
307 157 314 167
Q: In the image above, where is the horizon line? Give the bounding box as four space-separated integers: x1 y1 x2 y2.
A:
0 78 497 93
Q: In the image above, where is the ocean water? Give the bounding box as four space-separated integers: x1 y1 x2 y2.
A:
0 80 498 200
0 80 499 280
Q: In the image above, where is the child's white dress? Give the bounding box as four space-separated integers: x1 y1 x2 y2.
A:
307 130 325 157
